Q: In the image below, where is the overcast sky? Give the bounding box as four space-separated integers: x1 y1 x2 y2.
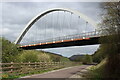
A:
1 2 102 57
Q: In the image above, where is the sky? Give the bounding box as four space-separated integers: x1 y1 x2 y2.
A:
1 2 102 57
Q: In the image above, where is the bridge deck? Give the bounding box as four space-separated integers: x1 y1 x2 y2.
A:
20 36 100 49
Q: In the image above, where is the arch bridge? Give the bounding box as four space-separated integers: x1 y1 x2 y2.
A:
15 8 103 49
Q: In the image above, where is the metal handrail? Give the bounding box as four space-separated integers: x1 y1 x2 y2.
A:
21 30 103 45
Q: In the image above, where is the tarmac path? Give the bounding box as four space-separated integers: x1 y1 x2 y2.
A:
19 65 90 79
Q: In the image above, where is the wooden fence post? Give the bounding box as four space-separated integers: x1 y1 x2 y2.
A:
45 62 47 70
35 62 36 70
28 62 30 74
11 62 13 73
39 62 41 70
20 62 23 74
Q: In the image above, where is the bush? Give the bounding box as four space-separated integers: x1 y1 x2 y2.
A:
19 50 39 62
37 52 51 62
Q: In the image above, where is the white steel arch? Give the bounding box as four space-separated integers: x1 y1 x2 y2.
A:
15 8 97 44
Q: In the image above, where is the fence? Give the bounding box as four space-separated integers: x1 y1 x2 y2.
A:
0 62 81 78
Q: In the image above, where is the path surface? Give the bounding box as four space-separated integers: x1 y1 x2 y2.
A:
20 65 90 79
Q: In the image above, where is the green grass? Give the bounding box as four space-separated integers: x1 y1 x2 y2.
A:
2 68 58 79
87 69 104 80
2 66 72 79
84 62 107 80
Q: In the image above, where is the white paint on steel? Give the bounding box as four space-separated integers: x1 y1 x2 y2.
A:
14 8 97 44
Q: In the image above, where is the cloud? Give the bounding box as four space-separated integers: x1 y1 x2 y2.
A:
2 28 12 34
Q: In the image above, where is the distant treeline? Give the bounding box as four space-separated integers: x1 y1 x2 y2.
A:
69 47 106 64
69 54 93 64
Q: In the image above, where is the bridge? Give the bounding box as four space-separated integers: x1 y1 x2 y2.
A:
18 31 101 49
14 8 103 49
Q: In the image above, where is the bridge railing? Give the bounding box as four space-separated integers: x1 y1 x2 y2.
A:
21 30 103 45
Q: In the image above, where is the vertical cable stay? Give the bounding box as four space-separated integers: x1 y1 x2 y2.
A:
85 21 88 37
52 12 54 41
44 16 47 40
58 11 62 40
40 18 42 43
57 11 59 37
35 24 37 44
44 15 47 41
64 11 67 37
42 17 44 41
62 11 65 37
77 16 80 34
75 15 77 35
39 20 41 42
35 26 36 43
36 22 38 44
67 12 71 38
33 26 37 43
31 28 33 44
69 13 73 36
54 12 57 39
34 26 35 44
85 21 88 33
50 13 54 42
65 12 70 37
42 18 45 42
59 12 62 37
32 27 34 44
60 12 63 37
31 27 33 44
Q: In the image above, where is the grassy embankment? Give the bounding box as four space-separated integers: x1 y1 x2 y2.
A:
1 37 81 79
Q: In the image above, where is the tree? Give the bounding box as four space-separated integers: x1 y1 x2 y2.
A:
99 2 120 78
2 37 22 63
83 54 93 64
50 54 61 62
92 45 106 63
74 56 84 62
